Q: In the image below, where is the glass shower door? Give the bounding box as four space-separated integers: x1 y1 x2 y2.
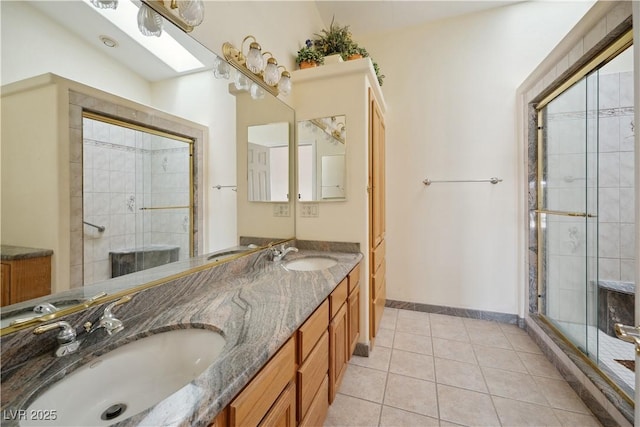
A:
539 76 598 354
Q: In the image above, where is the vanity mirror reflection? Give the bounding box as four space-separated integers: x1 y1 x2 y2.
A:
247 122 290 202
0 0 294 333
297 116 347 201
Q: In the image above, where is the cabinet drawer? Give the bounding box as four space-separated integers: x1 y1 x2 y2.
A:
297 300 329 363
372 239 385 273
371 262 385 300
330 278 348 319
230 338 296 427
258 381 296 427
348 263 360 294
299 375 329 427
297 331 329 421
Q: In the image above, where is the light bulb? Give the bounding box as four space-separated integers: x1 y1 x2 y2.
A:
91 0 118 9
137 4 162 37
245 42 264 74
263 58 280 86
177 0 204 26
250 83 265 100
234 71 251 91
212 56 230 79
278 71 292 96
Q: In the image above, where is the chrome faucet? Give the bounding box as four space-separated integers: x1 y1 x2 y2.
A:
271 244 299 262
33 321 80 357
84 295 131 336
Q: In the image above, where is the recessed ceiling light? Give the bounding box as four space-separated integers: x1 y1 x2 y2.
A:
83 0 204 73
99 35 118 48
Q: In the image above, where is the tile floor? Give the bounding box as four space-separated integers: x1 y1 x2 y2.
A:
324 308 603 427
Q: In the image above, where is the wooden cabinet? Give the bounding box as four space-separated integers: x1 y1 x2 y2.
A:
296 301 329 424
347 264 361 359
229 338 296 427
1 254 52 307
258 382 296 427
369 90 386 347
329 293 349 404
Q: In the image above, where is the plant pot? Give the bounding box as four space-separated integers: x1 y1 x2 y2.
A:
347 54 363 61
299 60 319 70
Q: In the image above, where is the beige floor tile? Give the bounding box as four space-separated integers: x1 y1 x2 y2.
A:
505 332 543 354
474 345 528 373
553 408 603 427
499 322 528 335
389 349 435 381
434 357 488 393
432 337 477 364
374 327 395 348
518 352 564 379
338 364 388 403
397 309 431 323
482 367 549 405
379 405 439 427
468 329 513 350
324 393 381 427
492 396 561 426
430 314 469 342
463 317 503 332
437 384 500 426
533 376 592 414
350 346 392 372
379 308 398 330
395 316 431 337
383 373 438 418
439 422 466 427
393 331 433 355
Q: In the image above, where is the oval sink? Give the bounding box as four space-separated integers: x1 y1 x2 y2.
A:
284 256 338 271
22 328 225 426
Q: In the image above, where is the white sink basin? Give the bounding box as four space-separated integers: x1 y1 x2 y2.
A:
284 256 338 271
22 328 225 426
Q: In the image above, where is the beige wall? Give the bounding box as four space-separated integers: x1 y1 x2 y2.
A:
1 82 69 292
356 1 594 317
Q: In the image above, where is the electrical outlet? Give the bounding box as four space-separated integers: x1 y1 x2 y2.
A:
300 203 319 217
273 203 290 217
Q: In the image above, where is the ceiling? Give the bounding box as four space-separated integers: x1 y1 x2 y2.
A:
314 1 525 38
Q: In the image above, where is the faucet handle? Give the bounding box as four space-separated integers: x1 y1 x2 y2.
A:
103 295 132 317
33 321 77 344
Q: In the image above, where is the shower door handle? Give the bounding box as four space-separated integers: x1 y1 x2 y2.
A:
614 323 640 355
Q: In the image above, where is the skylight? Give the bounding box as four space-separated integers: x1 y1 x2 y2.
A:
83 0 204 73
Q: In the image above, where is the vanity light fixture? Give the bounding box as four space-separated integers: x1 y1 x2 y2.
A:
310 117 346 144
221 35 291 97
91 0 118 9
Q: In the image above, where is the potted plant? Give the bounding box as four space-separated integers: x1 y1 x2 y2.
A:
314 17 354 61
296 40 324 69
373 61 385 86
346 45 368 61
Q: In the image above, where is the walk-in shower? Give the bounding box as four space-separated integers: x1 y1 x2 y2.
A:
536 33 635 397
82 113 194 286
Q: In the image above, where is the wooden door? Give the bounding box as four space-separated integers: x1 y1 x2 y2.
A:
369 89 386 346
348 284 360 358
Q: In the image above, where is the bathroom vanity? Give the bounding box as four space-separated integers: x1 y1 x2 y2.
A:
1 245 52 307
0 245 363 426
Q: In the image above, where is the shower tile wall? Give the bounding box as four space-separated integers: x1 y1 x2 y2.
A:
82 119 190 285
544 70 634 324
598 71 634 282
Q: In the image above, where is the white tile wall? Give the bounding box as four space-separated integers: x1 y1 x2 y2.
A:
83 118 192 285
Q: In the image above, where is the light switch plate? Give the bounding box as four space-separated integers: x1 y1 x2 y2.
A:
273 203 290 217
300 203 319 217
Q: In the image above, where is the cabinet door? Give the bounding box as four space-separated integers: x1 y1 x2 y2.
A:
348 284 360 359
329 303 348 403
258 382 296 427
369 90 386 248
1 263 11 307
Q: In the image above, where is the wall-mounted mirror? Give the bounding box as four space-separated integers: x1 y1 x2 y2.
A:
297 116 347 201
247 122 290 202
0 0 294 333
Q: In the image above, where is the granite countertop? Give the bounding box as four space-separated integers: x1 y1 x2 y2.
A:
0 245 54 261
0 248 362 426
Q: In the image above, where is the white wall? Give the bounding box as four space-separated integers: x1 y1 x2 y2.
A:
0 1 151 104
357 2 593 316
